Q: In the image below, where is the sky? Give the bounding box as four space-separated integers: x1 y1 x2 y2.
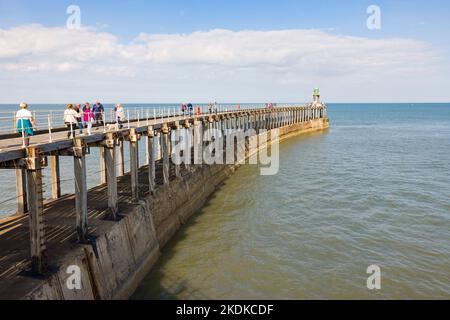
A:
0 0 449 103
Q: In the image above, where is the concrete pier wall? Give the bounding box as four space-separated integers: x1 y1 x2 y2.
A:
23 118 329 300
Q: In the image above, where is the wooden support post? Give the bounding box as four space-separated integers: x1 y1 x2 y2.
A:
15 169 27 215
184 120 192 172
174 122 181 178
129 128 139 202
147 126 156 193
99 147 107 185
50 155 61 200
105 133 118 220
117 139 125 176
26 147 46 274
157 132 162 160
161 124 170 185
73 139 88 243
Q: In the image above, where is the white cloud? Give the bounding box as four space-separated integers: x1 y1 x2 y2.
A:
0 24 448 103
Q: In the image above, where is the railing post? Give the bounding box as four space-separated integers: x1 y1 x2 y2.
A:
50 155 61 200
26 147 46 275
48 114 53 143
73 138 88 243
129 128 140 202
105 132 118 220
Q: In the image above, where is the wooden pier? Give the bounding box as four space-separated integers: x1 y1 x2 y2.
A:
0 104 328 299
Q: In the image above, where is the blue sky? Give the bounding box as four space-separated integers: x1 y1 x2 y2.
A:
0 0 449 103
2 0 449 42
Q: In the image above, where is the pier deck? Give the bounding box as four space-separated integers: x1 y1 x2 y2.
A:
0 105 328 299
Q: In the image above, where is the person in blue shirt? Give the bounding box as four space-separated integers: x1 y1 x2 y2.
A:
93 100 105 125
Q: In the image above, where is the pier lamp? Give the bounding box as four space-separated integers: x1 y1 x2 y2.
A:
313 88 321 104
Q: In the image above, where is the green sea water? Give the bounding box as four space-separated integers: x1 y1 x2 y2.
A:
131 103 450 299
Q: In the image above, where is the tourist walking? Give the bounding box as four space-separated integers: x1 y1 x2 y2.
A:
115 104 125 129
187 103 193 116
83 103 95 135
93 100 105 125
64 104 79 138
16 103 36 146
182 103 187 116
75 104 83 134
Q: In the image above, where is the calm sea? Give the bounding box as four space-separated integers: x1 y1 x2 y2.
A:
1 103 449 299
131 103 450 299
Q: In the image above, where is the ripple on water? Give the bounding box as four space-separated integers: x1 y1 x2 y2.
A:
132 104 450 300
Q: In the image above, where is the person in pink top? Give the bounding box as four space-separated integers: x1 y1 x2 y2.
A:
83 102 95 135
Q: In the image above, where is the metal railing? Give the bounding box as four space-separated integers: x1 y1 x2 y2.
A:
0 104 295 149
0 104 293 136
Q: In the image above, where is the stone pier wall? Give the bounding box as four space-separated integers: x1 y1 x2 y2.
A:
23 118 329 300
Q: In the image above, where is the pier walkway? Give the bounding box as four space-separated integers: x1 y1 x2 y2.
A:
0 104 328 299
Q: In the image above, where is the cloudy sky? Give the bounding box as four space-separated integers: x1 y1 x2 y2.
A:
0 0 449 103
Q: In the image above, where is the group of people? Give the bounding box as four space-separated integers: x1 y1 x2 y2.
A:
63 101 105 138
181 103 194 116
181 102 220 116
16 101 127 145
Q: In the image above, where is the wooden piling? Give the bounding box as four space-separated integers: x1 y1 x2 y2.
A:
73 139 88 242
105 133 118 220
129 128 139 202
15 168 27 215
162 124 170 185
99 147 107 185
147 126 155 193
50 155 61 200
25 147 46 274
117 139 125 177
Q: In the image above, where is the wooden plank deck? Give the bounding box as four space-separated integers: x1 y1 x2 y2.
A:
0 159 174 299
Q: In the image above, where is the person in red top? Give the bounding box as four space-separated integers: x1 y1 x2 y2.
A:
196 105 201 115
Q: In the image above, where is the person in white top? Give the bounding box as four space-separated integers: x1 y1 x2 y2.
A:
115 104 125 129
16 103 36 146
64 104 80 138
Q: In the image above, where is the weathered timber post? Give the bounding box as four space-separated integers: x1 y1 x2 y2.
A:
15 168 27 215
99 147 107 185
193 117 203 168
157 131 162 160
129 128 140 202
117 139 125 177
174 121 181 178
73 138 88 242
161 124 170 185
226 114 231 133
147 126 156 193
25 147 46 274
184 120 191 172
104 132 118 220
50 155 61 200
